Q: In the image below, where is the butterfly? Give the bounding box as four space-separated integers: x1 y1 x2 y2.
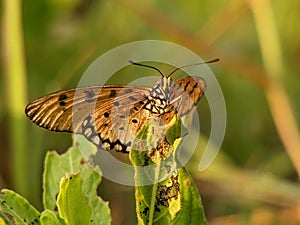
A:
25 59 218 153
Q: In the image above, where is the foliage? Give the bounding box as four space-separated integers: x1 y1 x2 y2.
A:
130 117 206 224
0 147 111 225
0 117 207 224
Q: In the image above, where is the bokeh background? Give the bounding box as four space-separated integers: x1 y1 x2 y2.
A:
1 0 300 224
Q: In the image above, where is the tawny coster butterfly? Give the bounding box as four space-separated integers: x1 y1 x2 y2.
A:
25 59 218 153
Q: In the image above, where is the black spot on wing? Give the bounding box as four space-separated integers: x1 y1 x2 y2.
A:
58 94 68 106
58 94 68 101
124 89 133 94
183 81 190 91
101 138 128 153
189 82 199 94
59 101 67 106
104 112 109 118
84 90 96 103
109 90 116 97
129 96 138 101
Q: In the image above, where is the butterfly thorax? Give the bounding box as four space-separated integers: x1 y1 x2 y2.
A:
144 77 175 115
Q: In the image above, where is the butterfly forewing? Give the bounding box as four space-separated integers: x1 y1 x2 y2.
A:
25 76 206 152
172 76 206 116
25 86 149 131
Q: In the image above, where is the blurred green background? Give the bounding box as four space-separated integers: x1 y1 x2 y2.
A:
1 0 300 224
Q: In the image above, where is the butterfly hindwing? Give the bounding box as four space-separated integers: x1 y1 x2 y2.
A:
82 87 153 152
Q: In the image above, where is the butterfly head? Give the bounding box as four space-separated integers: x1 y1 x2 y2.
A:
151 76 172 100
129 59 216 114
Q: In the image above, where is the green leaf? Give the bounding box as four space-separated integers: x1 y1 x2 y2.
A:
43 142 111 225
57 173 92 225
0 189 40 225
80 167 111 225
130 116 207 225
133 168 182 224
172 168 207 224
1 136 110 225
166 116 188 145
55 167 111 225
43 147 83 210
40 209 66 225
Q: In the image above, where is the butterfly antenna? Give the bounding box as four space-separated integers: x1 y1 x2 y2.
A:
167 58 220 78
129 60 165 77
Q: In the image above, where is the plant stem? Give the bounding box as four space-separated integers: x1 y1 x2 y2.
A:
250 0 300 177
3 0 29 193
